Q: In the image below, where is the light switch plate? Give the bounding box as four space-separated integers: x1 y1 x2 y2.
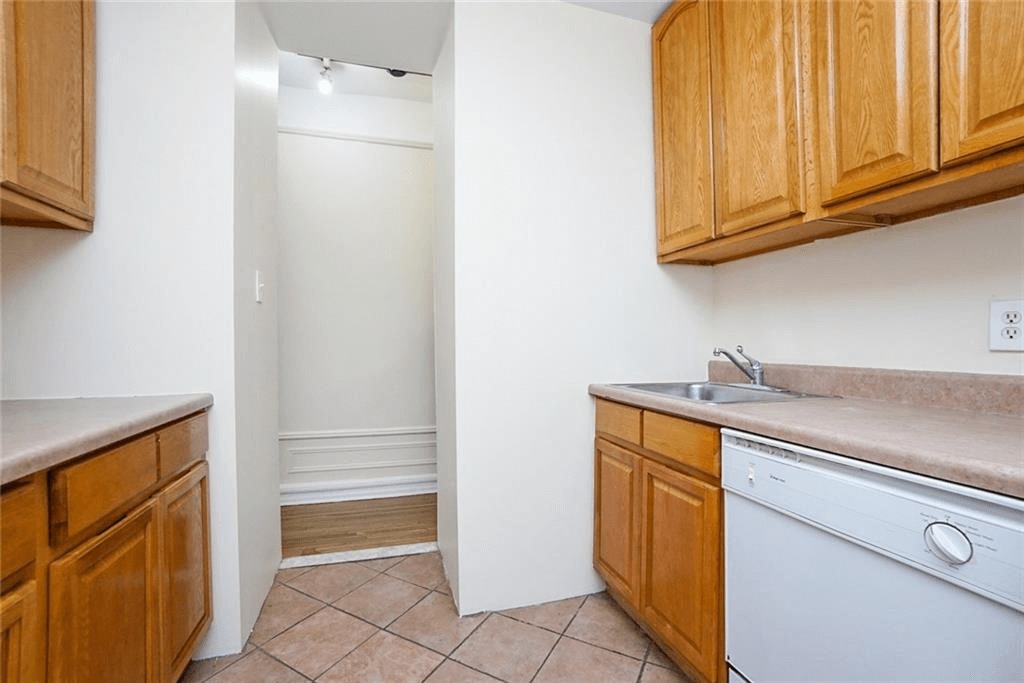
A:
989 299 1023 351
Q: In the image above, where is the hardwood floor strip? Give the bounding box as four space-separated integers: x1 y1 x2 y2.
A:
280 494 437 558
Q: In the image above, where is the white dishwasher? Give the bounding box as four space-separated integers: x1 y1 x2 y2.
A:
721 428 1024 683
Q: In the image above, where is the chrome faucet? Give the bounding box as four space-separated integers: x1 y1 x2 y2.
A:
713 345 764 386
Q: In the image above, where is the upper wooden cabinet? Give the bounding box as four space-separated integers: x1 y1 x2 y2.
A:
709 0 805 235
940 0 1024 166
653 0 1024 264
653 0 714 253
1 0 95 231
815 0 938 203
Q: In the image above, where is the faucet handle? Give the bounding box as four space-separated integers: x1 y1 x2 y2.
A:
735 345 762 369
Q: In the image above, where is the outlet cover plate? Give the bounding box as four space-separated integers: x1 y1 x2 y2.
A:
990 299 1024 351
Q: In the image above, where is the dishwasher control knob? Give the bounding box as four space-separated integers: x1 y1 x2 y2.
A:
924 522 973 565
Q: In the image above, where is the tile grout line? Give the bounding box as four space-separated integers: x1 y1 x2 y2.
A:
527 633 563 683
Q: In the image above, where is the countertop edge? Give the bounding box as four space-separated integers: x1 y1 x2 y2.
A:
589 384 1024 500
1 393 214 486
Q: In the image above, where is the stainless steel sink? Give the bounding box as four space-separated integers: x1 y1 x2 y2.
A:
616 382 820 404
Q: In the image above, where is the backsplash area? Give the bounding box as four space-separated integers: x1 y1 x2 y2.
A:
709 361 1023 417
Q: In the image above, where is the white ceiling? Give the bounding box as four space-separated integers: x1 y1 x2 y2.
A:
279 51 433 101
259 1 672 76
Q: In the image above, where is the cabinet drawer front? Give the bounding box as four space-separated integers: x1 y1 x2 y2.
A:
157 413 209 479
642 412 719 478
49 434 158 543
1 481 39 582
595 400 642 445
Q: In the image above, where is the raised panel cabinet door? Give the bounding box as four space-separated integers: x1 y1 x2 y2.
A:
160 463 212 683
1 0 95 222
710 0 805 235
49 499 160 683
941 0 1024 165
640 459 721 683
0 581 40 683
593 439 641 610
815 0 938 204
653 0 714 254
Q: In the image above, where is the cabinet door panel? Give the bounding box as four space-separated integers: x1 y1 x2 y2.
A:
49 499 160 683
1 0 94 219
160 463 212 683
594 439 641 609
653 0 714 253
816 0 938 204
0 581 40 683
640 459 721 683
941 0 1024 165
710 0 805 235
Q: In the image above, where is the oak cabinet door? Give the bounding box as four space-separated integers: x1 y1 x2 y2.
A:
49 499 160 683
940 0 1024 165
815 0 938 204
1 0 95 226
653 0 714 254
640 458 721 683
160 462 212 683
710 0 805 235
594 439 641 610
0 582 40 683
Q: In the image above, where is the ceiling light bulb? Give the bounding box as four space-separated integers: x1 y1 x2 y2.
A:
318 57 332 95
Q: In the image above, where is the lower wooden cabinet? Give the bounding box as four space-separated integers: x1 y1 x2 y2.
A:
594 439 641 609
49 500 162 683
1 580 40 683
594 399 723 683
160 463 211 683
0 410 211 683
639 459 721 683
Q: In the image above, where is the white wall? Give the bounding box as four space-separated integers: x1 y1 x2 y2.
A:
432 19 459 600
278 85 433 144
712 195 1024 375
233 3 282 641
443 1 714 615
276 83 437 504
1 1 244 656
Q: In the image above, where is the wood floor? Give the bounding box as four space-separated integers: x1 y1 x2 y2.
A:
281 494 437 558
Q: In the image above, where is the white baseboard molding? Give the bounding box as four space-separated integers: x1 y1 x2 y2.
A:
280 473 437 506
279 542 439 569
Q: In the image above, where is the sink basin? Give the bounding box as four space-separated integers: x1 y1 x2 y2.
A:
616 382 819 404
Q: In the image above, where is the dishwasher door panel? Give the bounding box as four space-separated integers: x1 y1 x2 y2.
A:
725 493 1024 683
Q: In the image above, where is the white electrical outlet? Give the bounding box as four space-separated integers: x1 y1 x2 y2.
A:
989 299 1024 351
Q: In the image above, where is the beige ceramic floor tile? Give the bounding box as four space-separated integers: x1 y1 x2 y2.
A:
422 660 502 683
284 562 378 602
534 637 643 683
317 630 444 683
564 593 649 659
436 581 452 596
179 643 256 683
262 607 377 679
333 573 429 627
451 614 559 683
205 650 308 683
386 552 446 589
641 663 691 683
388 592 487 655
358 556 407 572
249 584 323 645
275 566 313 584
501 596 585 634
646 643 681 671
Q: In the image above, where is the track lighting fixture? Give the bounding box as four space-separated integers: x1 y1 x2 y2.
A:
318 57 333 95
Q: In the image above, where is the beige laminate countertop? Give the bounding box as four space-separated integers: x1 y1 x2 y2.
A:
1 394 214 485
590 384 1024 500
